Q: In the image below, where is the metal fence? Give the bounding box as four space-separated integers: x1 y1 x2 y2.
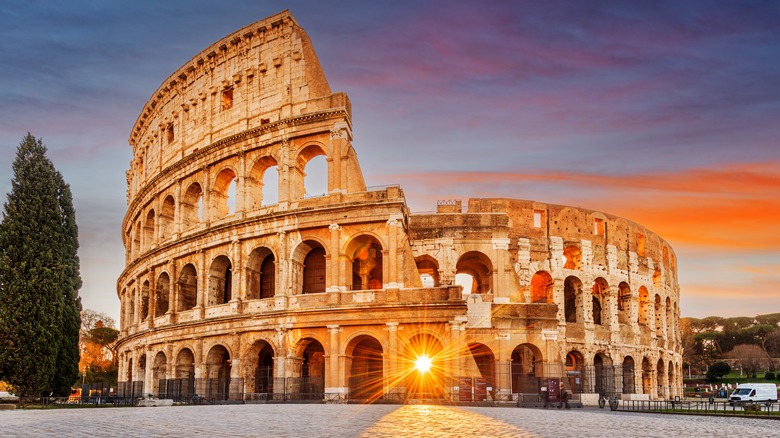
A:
616 399 780 415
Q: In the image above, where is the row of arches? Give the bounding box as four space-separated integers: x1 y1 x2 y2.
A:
127 146 328 259
122 235 386 325
528 271 677 335
122 332 679 401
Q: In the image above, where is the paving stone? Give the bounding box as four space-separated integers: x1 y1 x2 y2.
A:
1 404 777 437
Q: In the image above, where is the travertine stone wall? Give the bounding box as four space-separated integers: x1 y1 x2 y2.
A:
116 11 682 404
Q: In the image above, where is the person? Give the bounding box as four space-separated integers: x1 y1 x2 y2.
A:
542 385 549 408
558 383 571 409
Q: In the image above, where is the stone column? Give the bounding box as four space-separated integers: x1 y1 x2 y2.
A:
196 250 206 318
236 152 247 217
385 322 402 399
448 319 465 401
387 218 402 288
144 347 154 396
167 260 176 324
174 179 182 238
327 224 341 292
148 268 156 329
492 238 510 301
325 324 346 400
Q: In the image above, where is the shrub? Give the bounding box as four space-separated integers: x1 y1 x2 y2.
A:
765 372 776 380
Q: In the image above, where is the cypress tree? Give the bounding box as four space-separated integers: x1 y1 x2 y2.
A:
50 171 83 396
0 134 82 396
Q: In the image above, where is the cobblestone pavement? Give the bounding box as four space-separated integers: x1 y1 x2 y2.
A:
2 404 778 437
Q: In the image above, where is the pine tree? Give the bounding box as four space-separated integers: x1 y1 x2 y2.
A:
0 134 82 396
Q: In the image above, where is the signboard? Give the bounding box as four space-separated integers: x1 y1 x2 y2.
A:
459 377 473 401
474 377 488 402
544 378 560 403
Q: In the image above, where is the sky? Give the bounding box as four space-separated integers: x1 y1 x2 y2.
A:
1 0 778 324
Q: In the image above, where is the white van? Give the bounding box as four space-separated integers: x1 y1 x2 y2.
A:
729 383 778 404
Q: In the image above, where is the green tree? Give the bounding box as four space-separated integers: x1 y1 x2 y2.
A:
706 361 731 381
0 134 82 396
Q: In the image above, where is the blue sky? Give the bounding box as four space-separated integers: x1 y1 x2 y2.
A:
1 0 779 323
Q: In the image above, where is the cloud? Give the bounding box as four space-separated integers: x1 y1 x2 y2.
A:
380 161 780 250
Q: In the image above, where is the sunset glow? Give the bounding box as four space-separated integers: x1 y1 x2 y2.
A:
1 1 778 320
414 355 432 374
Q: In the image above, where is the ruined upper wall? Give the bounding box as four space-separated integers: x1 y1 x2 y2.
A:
126 10 349 201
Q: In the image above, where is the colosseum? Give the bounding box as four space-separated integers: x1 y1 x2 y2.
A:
116 10 682 405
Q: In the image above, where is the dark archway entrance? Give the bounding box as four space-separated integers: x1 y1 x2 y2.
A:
348 336 384 401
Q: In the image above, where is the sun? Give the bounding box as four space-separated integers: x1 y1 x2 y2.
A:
414 354 432 373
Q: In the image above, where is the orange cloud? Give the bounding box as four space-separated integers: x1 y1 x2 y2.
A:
382 161 780 251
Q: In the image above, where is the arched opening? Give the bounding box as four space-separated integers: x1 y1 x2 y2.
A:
656 358 665 399
296 339 325 399
160 195 175 240
641 357 652 396
562 244 581 270
468 343 495 401
208 255 232 306
177 264 197 311
415 255 440 288
133 222 141 258
182 183 203 228
404 334 445 399
126 357 134 395
653 268 661 288
262 167 279 206
530 271 553 304
303 155 328 198
128 288 135 324
213 168 237 218
593 353 614 397
455 251 493 294
592 277 608 325
140 281 150 321
638 286 650 326
667 360 675 399
144 209 155 250
205 345 232 400
136 354 146 397
565 350 585 394
666 297 673 343
563 276 582 323
347 336 384 401
347 235 383 290
246 247 275 300
654 294 663 334
174 348 195 400
248 156 278 208
246 341 275 396
152 351 167 397
155 272 170 317
618 282 631 324
622 356 636 394
511 344 542 394
295 240 326 294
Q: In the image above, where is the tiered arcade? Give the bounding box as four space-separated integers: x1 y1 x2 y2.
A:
116 10 682 404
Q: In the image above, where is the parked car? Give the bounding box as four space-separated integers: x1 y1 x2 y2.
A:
0 391 19 402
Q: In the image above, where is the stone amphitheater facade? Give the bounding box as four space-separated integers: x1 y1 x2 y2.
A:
116 10 682 404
